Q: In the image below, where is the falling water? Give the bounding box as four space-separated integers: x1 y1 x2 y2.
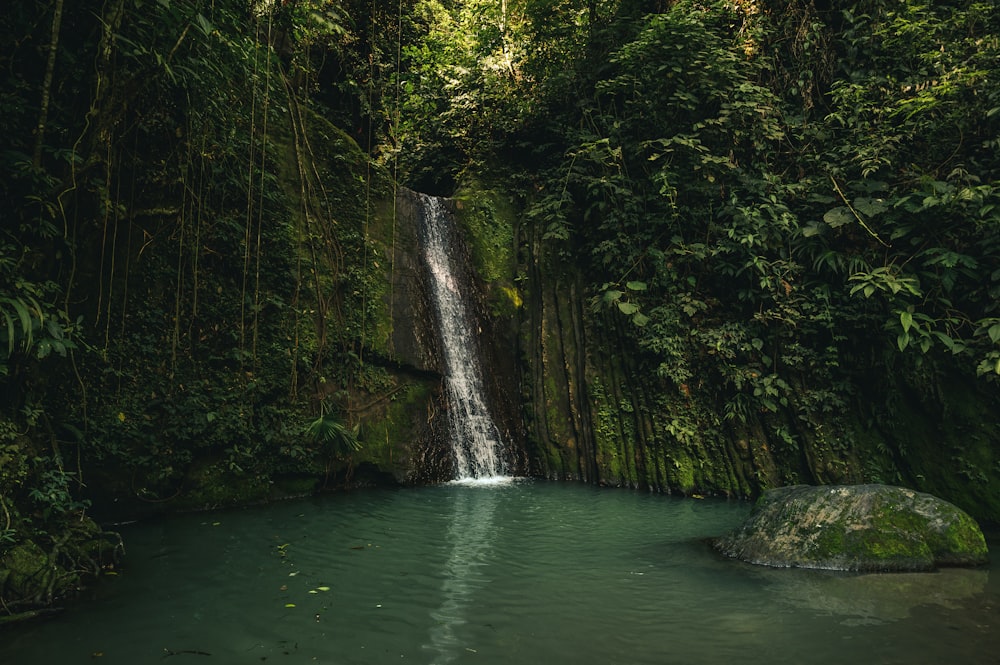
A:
418 194 508 481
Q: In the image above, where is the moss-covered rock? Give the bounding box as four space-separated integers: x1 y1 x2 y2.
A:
1 540 51 602
712 484 989 572
1 516 123 615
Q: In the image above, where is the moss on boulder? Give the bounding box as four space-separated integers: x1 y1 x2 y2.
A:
1 515 123 617
1 540 52 601
713 484 989 572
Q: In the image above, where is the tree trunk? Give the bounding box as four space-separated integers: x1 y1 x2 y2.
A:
32 0 64 168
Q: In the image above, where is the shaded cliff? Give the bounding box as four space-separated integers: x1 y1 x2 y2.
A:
510 194 1000 523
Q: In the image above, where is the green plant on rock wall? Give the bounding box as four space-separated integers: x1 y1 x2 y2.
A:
304 408 362 484
305 411 361 456
27 465 90 522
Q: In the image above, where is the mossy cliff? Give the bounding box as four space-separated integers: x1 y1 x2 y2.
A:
515 215 1000 522
0 0 446 614
67 108 444 514
430 0 1000 525
418 172 1000 524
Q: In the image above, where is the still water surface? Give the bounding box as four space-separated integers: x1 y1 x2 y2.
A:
2 481 998 664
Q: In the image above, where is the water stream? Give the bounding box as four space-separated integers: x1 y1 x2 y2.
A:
2 483 997 665
418 194 508 481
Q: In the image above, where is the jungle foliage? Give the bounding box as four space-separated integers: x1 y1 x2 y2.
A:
398 0 1000 382
389 0 1000 506
0 0 412 614
2 0 1000 614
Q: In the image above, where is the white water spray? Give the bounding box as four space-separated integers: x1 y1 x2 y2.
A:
419 194 509 481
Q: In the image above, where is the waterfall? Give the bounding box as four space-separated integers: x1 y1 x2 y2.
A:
418 194 509 482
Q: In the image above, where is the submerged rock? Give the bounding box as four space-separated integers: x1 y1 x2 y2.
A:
713 484 989 572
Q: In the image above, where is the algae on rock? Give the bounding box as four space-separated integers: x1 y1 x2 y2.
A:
712 484 989 572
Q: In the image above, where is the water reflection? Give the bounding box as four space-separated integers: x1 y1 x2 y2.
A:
425 486 503 663
765 566 990 624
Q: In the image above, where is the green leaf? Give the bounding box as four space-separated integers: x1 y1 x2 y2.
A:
988 323 1000 344
602 290 624 304
305 414 362 452
801 221 826 237
823 207 853 228
0 297 36 356
899 310 913 333
897 331 910 351
625 280 648 291
195 13 214 36
854 197 887 217
1 310 14 357
632 312 650 327
932 331 955 350
617 301 639 315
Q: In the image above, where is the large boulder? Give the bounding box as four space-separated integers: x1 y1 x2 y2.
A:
713 484 989 572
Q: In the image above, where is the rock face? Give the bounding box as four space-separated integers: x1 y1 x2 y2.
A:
713 484 989 572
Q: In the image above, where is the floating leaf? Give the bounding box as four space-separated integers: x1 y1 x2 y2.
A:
285 603 296 608
317 586 330 592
